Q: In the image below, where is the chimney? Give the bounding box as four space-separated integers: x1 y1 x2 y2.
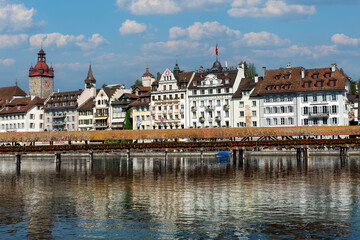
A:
286 62 292 69
5 98 9 104
262 67 266 78
254 74 259 83
301 68 305 79
331 63 337 72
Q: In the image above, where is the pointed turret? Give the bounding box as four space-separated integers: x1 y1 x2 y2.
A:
84 64 96 88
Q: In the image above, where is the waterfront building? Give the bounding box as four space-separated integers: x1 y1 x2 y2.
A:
252 63 351 127
29 49 54 99
231 76 260 127
78 97 95 131
44 90 82 131
187 61 245 128
151 64 193 129
130 86 152 130
0 86 27 109
0 96 44 132
111 92 138 130
93 88 116 130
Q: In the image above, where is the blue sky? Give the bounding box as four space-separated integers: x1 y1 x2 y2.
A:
0 0 359 92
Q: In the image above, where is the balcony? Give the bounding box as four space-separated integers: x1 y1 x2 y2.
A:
52 121 65 126
223 104 230 110
169 109 173 114
94 123 108 128
206 105 214 111
180 109 184 114
95 112 108 117
53 113 66 118
199 117 205 123
215 116 221 122
191 106 197 112
309 112 329 118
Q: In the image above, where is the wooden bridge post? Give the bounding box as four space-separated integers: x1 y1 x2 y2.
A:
200 148 204 160
126 149 130 161
14 152 21 165
165 148 168 161
239 147 245 164
233 148 238 165
296 148 302 161
88 150 94 162
54 152 61 164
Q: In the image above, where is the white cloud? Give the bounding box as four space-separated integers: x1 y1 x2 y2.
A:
119 20 147 35
54 62 89 71
29 33 108 51
76 34 109 51
331 33 360 46
169 21 241 40
116 0 231 14
143 40 202 53
253 44 337 58
0 3 35 32
0 34 28 48
235 31 290 46
116 0 181 15
228 0 316 18
0 58 15 66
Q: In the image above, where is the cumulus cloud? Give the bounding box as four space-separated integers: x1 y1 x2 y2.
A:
0 3 35 32
235 31 290 46
0 58 15 66
29 33 108 51
253 44 337 58
116 0 181 15
0 34 28 48
143 40 202 53
169 21 241 40
331 33 360 46
119 20 147 35
228 0 316 18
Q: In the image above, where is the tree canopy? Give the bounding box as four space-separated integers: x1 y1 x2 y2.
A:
131 79 142 89
243 61 257 79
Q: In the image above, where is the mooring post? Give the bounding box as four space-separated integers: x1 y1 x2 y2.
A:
54 152 61 163
233 147 238 165
126 149 130 161
14 152 21 165
88 150 94 162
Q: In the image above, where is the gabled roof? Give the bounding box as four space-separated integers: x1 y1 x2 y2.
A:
103 87 117 98
232 78 259 99
44 90 82 109
78 97 94 111
0 86 27 108
188 70 237 89
0 96 44 115
156 70 194 88
251 65 349 97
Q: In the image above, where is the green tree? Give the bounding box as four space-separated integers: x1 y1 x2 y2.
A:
131 79 142 89
244 61 257 78
124 109 132 130
351 80 358 95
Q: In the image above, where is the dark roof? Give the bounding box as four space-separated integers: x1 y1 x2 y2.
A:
0 86 27 108
188 70 237 90
84 65 96 84
232 78 259 99
142 67 154 78
251 66 349 97
78 97 94 111
0 96 44 115
347 94 356 103
44 90 82 109
103 87 117 98
112 93 139 106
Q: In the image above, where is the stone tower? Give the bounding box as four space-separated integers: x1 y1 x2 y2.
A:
29 49 54 99
142 67 155 87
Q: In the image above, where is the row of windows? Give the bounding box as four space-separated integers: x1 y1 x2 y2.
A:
152 93 184 101
47 116 75 123
191 121 230 128
237 121 257 127
265 96 293 103
192 88 230 95
155 114 185 120
303 118 337 125
79 119 93 125
193 110 230 119
79 110 93 116
266 117 294 126
153 124 185 129
239 101 257 108
155 105 184 111
265 106 294 114
135 106 150 112
303 106 337 114
303 94 337 102
136 115 151 121
240 111 257 117
192 99 229 108
1 123 42 130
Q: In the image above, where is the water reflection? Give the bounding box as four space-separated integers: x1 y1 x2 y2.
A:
0 155 360 239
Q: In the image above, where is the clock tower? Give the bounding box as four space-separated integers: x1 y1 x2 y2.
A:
29 49 54 99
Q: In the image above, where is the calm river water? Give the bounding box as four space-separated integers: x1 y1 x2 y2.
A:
0 155 360 239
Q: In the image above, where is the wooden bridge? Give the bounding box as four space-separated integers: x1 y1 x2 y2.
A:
2 126 360 167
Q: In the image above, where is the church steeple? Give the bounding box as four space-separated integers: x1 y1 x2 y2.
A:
84 64 96 88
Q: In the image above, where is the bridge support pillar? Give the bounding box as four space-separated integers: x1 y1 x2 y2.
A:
126 149 130 161
239 148 245 164
200 148 204 160
165 148 168 160
14 152 21 165
54 152 61 163
233 148 238 165
88 150 94 162
340 146 350 159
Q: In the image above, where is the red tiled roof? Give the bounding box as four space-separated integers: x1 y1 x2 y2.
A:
78 97 94 111
188 70 237 89
44 90 82 109
0 96 44 115
232 78 260 99
0 86 27 108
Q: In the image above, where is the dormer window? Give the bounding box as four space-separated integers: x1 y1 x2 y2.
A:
266 85 272 91
225 78 230 84
275 85 281 90
303 81 311 88
312 73 319 79
284 74 290 79
275 75 281 80
316 80 323 87
328 79 336 87
324 73 331 78
283 84 290 90
200 74 205 78
193 81 197 86
224 72 229 76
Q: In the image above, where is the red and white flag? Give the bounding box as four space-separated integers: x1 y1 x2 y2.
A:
215 44 218 56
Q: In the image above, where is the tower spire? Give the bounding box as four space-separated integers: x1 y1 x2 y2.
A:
84 64 96 88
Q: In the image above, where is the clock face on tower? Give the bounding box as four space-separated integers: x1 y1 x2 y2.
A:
43 79 51 89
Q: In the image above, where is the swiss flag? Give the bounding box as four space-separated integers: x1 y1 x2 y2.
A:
215 44 218 56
